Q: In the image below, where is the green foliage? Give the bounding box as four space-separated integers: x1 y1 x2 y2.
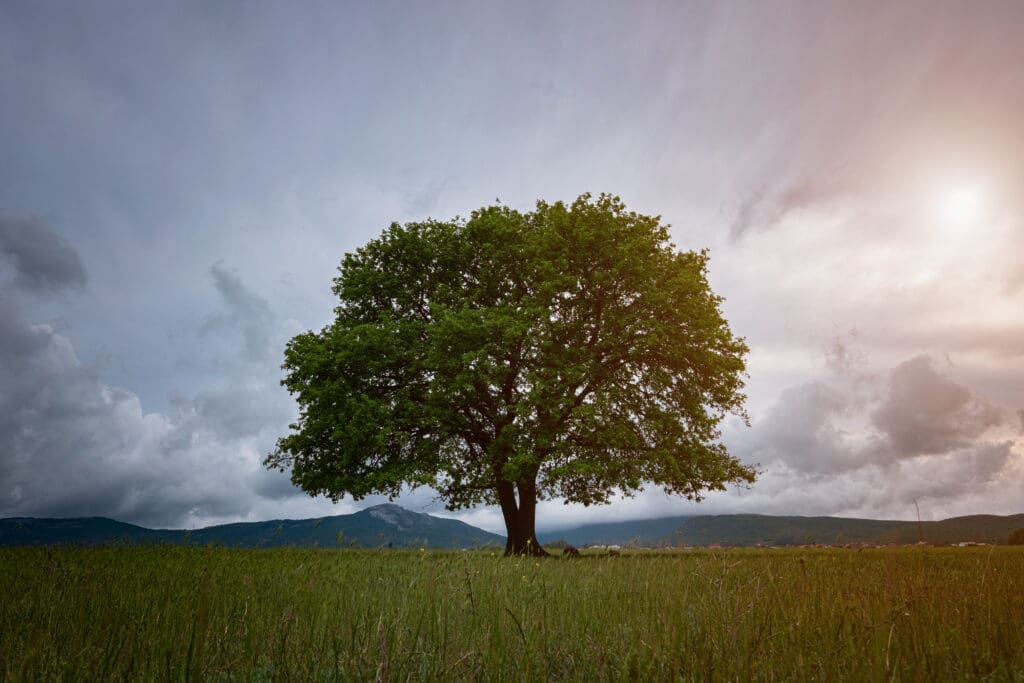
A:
3 546 1024 679
267 194 753 517
1008 528 1024 545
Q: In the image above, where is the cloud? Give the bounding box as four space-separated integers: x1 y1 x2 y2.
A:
691 347 1020 521
723 441 1016 521
743 379 867 475
0 216 86 293
2 2 1023 532
728 187 768 241
205 263 274 362
729 178 853 240
722 2 1024 241
750 352 1008 473
872 356 1002 458
0 291 169 522
0 249 327 528
520 343 1023 531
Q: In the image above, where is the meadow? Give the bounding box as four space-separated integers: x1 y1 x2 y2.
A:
2 545 1022 681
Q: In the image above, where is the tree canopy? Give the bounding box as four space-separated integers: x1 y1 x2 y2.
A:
267 194 755 554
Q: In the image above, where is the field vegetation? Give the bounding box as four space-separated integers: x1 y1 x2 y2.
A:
3 546 1022 680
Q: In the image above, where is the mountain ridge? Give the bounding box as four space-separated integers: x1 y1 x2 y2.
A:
0 504 505 549
540 512 1024 547
3 506 1022 548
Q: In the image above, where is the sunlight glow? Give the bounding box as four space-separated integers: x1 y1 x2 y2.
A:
937 184 986 226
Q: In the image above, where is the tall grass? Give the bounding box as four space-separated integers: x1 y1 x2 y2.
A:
2 546 1022 680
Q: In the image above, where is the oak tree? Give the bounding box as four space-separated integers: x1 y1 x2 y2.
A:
267 194 754 555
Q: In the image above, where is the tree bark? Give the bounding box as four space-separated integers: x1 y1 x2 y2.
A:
496 480 519 555
497 478 548 556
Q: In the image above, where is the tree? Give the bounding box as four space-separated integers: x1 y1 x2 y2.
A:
1008 528 1024 545
266 194 754 555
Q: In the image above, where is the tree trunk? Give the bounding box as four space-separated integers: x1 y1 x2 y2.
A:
496 480 519 555
497 479 548 556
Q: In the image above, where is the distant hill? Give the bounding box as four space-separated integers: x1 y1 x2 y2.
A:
5 506 1022 549
0 517 160 546
540 513 1024 547
538 516 692 547
0 504 505 549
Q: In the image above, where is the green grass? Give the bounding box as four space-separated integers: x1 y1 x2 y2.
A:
2 546 1022 681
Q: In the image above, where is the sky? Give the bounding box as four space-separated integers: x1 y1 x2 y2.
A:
1 1 1022 534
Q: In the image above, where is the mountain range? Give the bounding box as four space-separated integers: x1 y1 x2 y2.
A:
0 504 505 549
3 505 1022 548
540 512 1024 547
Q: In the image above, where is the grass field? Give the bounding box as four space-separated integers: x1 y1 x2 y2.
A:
2 546 1022 681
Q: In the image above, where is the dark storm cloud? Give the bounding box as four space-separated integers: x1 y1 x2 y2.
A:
0 217 86 293
0 289 152 520
0 294 43 356
873 356 1003 458
194 386 290 442
249 463 304 501
0 250 306 527
206 263 274 362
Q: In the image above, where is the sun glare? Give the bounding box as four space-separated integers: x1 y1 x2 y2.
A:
937 184 986 226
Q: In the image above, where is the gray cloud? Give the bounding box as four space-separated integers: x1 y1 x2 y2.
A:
519 341 1023 531
524 434 1021 531
195 386 290 442
732 441 1016 521
873 356 1003 458
1 2 1023 529
0 290 161 521
728 348 1010 477
729 187 768 241
0 249 316 527
730 176 859 240
822 332 869 375
0 293 46 357
744 379 867 475
0 217 86 293
877 324 1024 361
205 263 274 362
698 349 1018 522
